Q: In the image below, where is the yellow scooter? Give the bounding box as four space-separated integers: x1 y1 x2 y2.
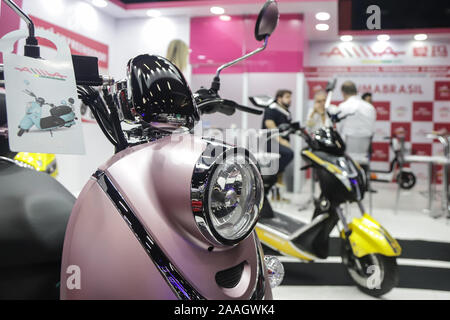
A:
252 80 401 297
14 152 58 177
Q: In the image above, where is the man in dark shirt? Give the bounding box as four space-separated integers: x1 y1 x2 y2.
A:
262 89 294 176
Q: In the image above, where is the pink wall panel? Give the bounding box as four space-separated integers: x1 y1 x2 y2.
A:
190 14 304 74
190 15 246 73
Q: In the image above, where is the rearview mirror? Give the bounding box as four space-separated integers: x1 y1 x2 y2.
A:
210 0 279 92
255 0 279 41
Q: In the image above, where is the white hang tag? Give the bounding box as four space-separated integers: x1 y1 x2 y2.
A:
0 29 85 154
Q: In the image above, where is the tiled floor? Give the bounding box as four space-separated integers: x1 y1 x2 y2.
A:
269 180 450 300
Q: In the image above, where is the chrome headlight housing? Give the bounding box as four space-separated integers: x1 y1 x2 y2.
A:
191 141 264 247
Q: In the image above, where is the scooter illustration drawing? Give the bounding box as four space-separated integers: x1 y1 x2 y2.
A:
17 89 77 137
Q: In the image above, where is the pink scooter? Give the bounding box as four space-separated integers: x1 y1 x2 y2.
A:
58 1 283 300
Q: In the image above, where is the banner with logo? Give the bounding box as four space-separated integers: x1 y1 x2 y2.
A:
0 29 85 154
306 39 450 183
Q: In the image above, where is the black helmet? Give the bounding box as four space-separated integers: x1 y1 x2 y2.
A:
123 54 199 130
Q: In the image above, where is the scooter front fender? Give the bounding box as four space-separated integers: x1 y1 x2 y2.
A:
341 214 401 258
19 115 34 130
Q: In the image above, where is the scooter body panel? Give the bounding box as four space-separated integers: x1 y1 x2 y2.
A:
61 133 271 300
342 213 402 258
255 226 314 261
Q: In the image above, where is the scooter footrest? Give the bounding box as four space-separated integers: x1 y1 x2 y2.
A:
259 211 306 236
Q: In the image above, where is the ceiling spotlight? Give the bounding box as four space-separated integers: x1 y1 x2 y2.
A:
210 6 225 15
219 15 231 21
414 33 427 41
315 12 330 21
92 0 107 8
340 35 353 42
377 34 390 41
315 23 329 31
146 9 161 18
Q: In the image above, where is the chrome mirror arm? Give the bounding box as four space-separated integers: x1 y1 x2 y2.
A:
2 0 35 39
214 36 269 79
210 36 269 92
1 0 40 58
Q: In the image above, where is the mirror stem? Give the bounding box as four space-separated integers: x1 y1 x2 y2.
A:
211 36 269 92
2 0 40 58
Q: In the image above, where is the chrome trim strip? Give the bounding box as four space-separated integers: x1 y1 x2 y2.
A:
250 233 266 300
94 170 204 300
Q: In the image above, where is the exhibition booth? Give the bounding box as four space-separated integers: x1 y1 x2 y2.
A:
0 0 449 302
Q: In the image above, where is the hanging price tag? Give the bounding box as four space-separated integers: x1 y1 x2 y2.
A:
0 28 85 154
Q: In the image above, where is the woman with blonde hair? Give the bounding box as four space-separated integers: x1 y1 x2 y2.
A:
166 39 189 73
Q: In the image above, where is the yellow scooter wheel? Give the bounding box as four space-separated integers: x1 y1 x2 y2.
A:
341 240 399 297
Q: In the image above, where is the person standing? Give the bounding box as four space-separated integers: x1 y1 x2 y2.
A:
262 89 294 176
338 82 377 193
306 90 332 133
362 92 373 105
337 81 376 138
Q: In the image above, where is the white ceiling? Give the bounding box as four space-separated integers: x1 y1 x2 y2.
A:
88 0 339 41
87 0 450 42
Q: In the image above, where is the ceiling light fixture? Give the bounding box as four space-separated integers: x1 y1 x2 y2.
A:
92 0 107 8
340 35 353 42
315 12 330 21
377 34 390 41
210 6 225 15
146 9 162 18
414 33 427 41
315 23 329 31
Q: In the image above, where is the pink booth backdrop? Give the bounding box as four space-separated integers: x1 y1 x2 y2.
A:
0 0 23 62
190 14 305 74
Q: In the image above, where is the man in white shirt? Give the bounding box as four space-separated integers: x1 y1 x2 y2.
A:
337 81 377 193
336 81 376 139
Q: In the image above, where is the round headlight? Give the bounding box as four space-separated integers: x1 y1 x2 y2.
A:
191 143 263 246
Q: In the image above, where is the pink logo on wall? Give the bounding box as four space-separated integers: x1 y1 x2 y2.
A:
372 101 390 121
411 143 432 156
371 142 390 162
435 81 450 101
438 105 450 119
394 106 409 119
391 122 411 142
412 102 433 121
374 124 390 139
30 15 109 69
319 45 405 58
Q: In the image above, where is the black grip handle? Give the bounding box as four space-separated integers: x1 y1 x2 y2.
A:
224 99 263 115
72 55 103 86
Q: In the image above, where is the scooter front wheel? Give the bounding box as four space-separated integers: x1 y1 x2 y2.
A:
341 242 399 297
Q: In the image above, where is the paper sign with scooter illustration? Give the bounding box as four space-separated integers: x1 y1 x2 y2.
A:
0 28 85 154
